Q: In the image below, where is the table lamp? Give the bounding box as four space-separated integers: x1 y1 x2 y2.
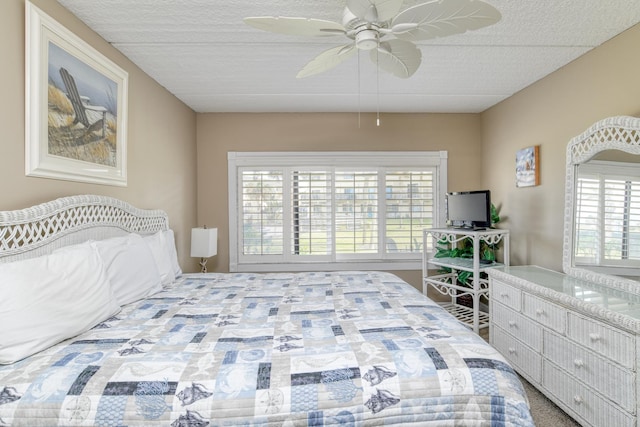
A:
191 226 217 273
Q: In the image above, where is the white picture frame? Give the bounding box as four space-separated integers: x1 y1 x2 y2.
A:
25 2 128 186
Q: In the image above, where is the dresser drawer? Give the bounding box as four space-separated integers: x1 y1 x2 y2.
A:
543 361 634 427
522 294 565 333
566 312 635 370
491 279 521 311
492 302 542 351
544 330 635 412
492 325 542 383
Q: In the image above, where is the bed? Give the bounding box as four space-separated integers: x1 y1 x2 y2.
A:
0 195 533 426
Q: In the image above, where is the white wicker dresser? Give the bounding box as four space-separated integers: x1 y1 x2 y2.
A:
489 265 640 427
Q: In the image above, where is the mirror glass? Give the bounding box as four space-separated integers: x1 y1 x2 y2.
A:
563 116 640 290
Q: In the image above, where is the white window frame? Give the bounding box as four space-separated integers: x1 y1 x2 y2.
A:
228 151 448 272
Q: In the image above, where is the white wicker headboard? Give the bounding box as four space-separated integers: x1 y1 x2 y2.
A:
0 195 169 263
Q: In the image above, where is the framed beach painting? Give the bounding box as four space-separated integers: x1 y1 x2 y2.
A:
516 145 540 187
25 2 128 186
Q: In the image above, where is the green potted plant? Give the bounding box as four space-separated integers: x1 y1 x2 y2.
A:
434 203 502 287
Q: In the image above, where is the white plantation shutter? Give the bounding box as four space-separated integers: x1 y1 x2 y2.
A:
603 179 628 261
630 181 640 260
575 175 600 262
603 179 640 261
385 170 434 255
240 170 284 256
335 170 378 255
575 161 640 269
292 170 332 256
228 152 447 272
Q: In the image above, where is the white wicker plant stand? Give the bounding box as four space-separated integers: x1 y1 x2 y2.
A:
422 228 509 333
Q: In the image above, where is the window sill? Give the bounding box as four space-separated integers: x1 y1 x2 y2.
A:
231 260 421 273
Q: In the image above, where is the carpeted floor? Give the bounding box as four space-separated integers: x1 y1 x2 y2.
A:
520 376 581 426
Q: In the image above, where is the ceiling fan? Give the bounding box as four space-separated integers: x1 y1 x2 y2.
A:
244 0 501 79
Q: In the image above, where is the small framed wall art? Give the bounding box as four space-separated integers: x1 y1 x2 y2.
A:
25 2 128 186
515 145 540 187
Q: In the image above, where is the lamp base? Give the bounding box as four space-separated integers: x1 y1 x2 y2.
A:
199 258 208 273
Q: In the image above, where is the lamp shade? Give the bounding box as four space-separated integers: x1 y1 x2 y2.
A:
191 227 217 258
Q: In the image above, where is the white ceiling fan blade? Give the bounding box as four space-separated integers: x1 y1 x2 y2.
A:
390 0 501 41
370 39 422 78
297 44 357 78
346 0 404 22
244 16 345 37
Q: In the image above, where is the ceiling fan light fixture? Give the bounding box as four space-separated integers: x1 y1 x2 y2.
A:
356 29 379 50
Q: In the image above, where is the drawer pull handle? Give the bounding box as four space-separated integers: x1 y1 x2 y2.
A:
573 395 584 405
508 347 516 355
573 359 584 368
500 293 509 299
535 309 545 316
508 321 516 327
589 333 601 342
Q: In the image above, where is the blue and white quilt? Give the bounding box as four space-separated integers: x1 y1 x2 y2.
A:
0 271 533 426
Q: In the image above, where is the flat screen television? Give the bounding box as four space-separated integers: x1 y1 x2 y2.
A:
446 190 491 229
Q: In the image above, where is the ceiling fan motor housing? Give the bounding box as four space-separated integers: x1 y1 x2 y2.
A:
356 29 379 50
343 7 383 50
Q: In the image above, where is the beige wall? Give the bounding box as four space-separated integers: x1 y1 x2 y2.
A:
197 23 640 286
5 1 640 283
196 112 482 288
1 0 198 270
481 23 640 271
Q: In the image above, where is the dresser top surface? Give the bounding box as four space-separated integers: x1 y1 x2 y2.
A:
491 265 640 322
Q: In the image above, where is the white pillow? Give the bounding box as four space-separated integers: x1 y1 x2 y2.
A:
0 244 120 365
164 229 182 277
144 231 174 284
93 233 163 306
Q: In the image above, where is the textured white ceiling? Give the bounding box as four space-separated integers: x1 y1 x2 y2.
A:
56 0 640 113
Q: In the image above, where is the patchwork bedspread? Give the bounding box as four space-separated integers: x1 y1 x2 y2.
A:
0 271 533 426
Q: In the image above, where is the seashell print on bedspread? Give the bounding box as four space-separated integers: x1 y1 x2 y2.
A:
0 271 533 426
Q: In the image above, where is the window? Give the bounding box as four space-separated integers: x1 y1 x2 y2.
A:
228 152 447 272
575 160 640 274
